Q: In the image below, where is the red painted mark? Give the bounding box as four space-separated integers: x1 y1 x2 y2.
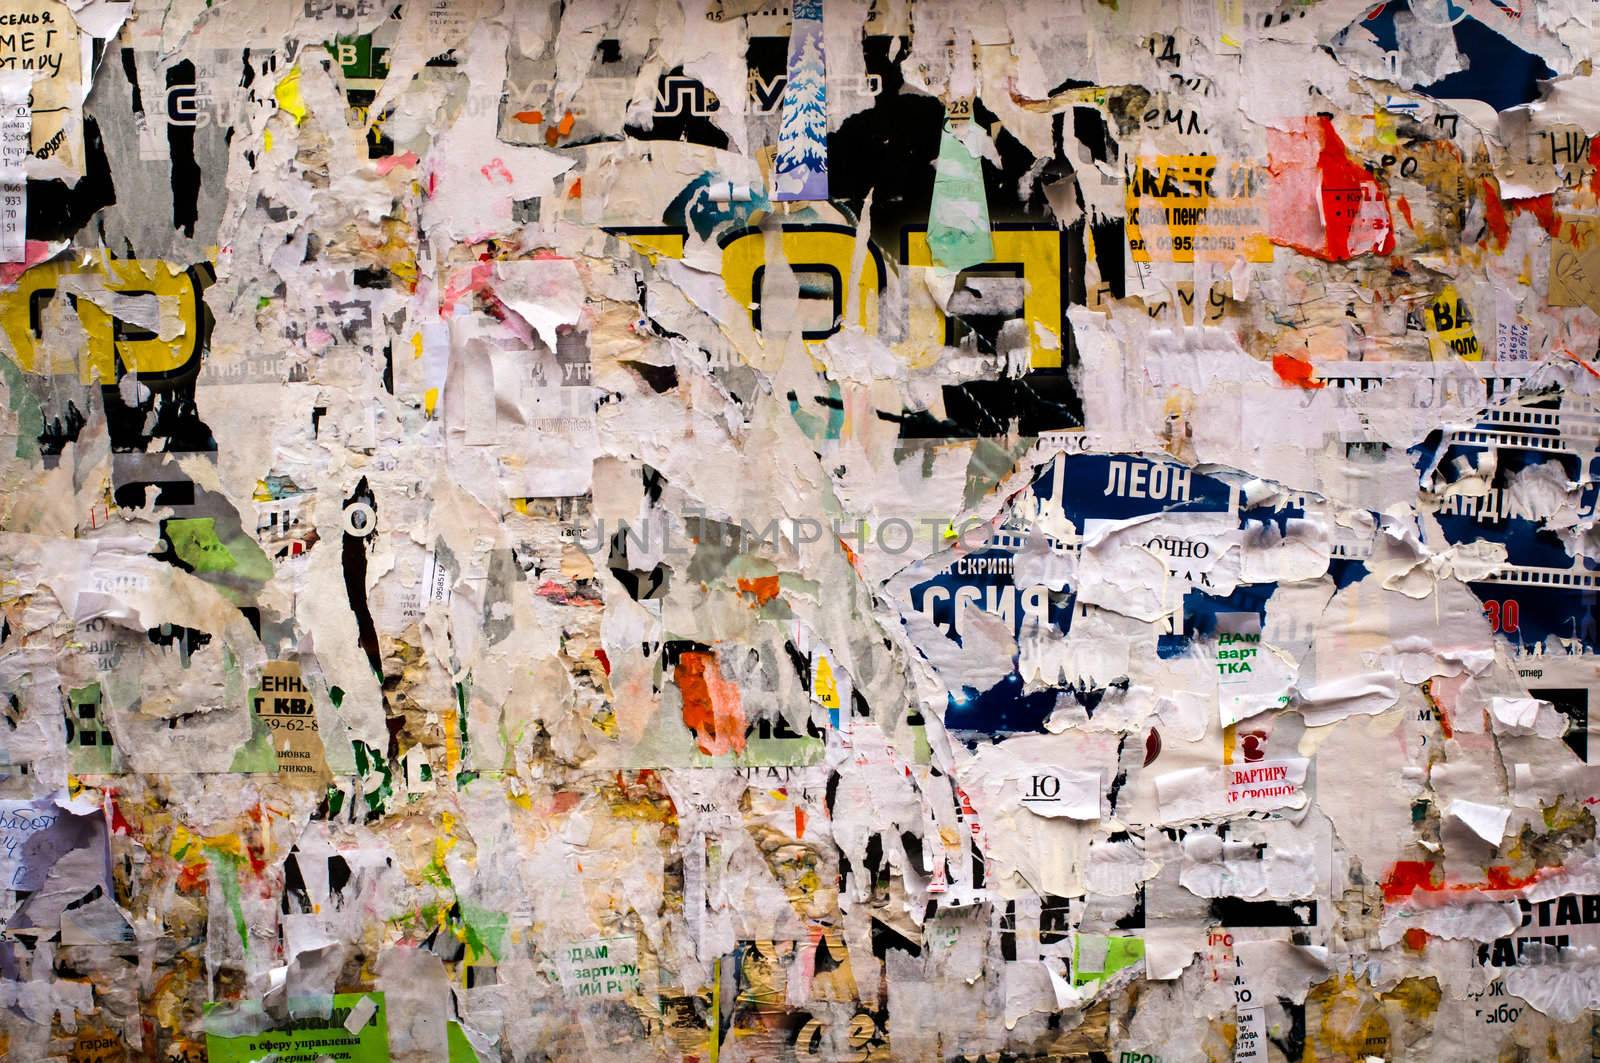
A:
1272 353 1325 389
479 288 510 323
1395 194 1413 230
176 862 208 892
1483 178 1510 249
795 807 807 839
1423 676 1459 739
479 158 513 184
1381 860 1438 902
441 260 493 315
513 110 544 125
375 150 418 176
105 787 130 835
1382 860 1556 903
1403 927 1429 950
1484 866 1545 890
1267 116 1394 260
1511 192 1559 236
595 649 611 675
534 579 602 606
1559 346 1600 380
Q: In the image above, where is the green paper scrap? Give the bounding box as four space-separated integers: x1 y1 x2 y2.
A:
205 846 250 954
459 901 508 963
68 682 120 773
205 992 390 1062
0 354 41 459
448 1020 480 1063
1071 934 1144 988
228 686 281 774
926 124 994 273
165 517 238 574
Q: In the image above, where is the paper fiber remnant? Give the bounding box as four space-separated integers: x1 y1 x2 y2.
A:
7 0 1600 1060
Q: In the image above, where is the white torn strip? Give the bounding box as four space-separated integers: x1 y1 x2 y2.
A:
342 994 377 1035
1016 766 1101 820
0 71 29 263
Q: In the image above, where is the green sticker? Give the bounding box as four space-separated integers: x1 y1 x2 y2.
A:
228 686 280 774
204 992 389 1062
1072 934 1145 987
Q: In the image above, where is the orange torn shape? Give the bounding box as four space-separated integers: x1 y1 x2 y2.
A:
736 575 781 604
1272 353 1325 389
1558 345 1600 380
544 111 577 146
674 650 746 756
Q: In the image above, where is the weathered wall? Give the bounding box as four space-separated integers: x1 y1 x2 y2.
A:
0 0 1599 1059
